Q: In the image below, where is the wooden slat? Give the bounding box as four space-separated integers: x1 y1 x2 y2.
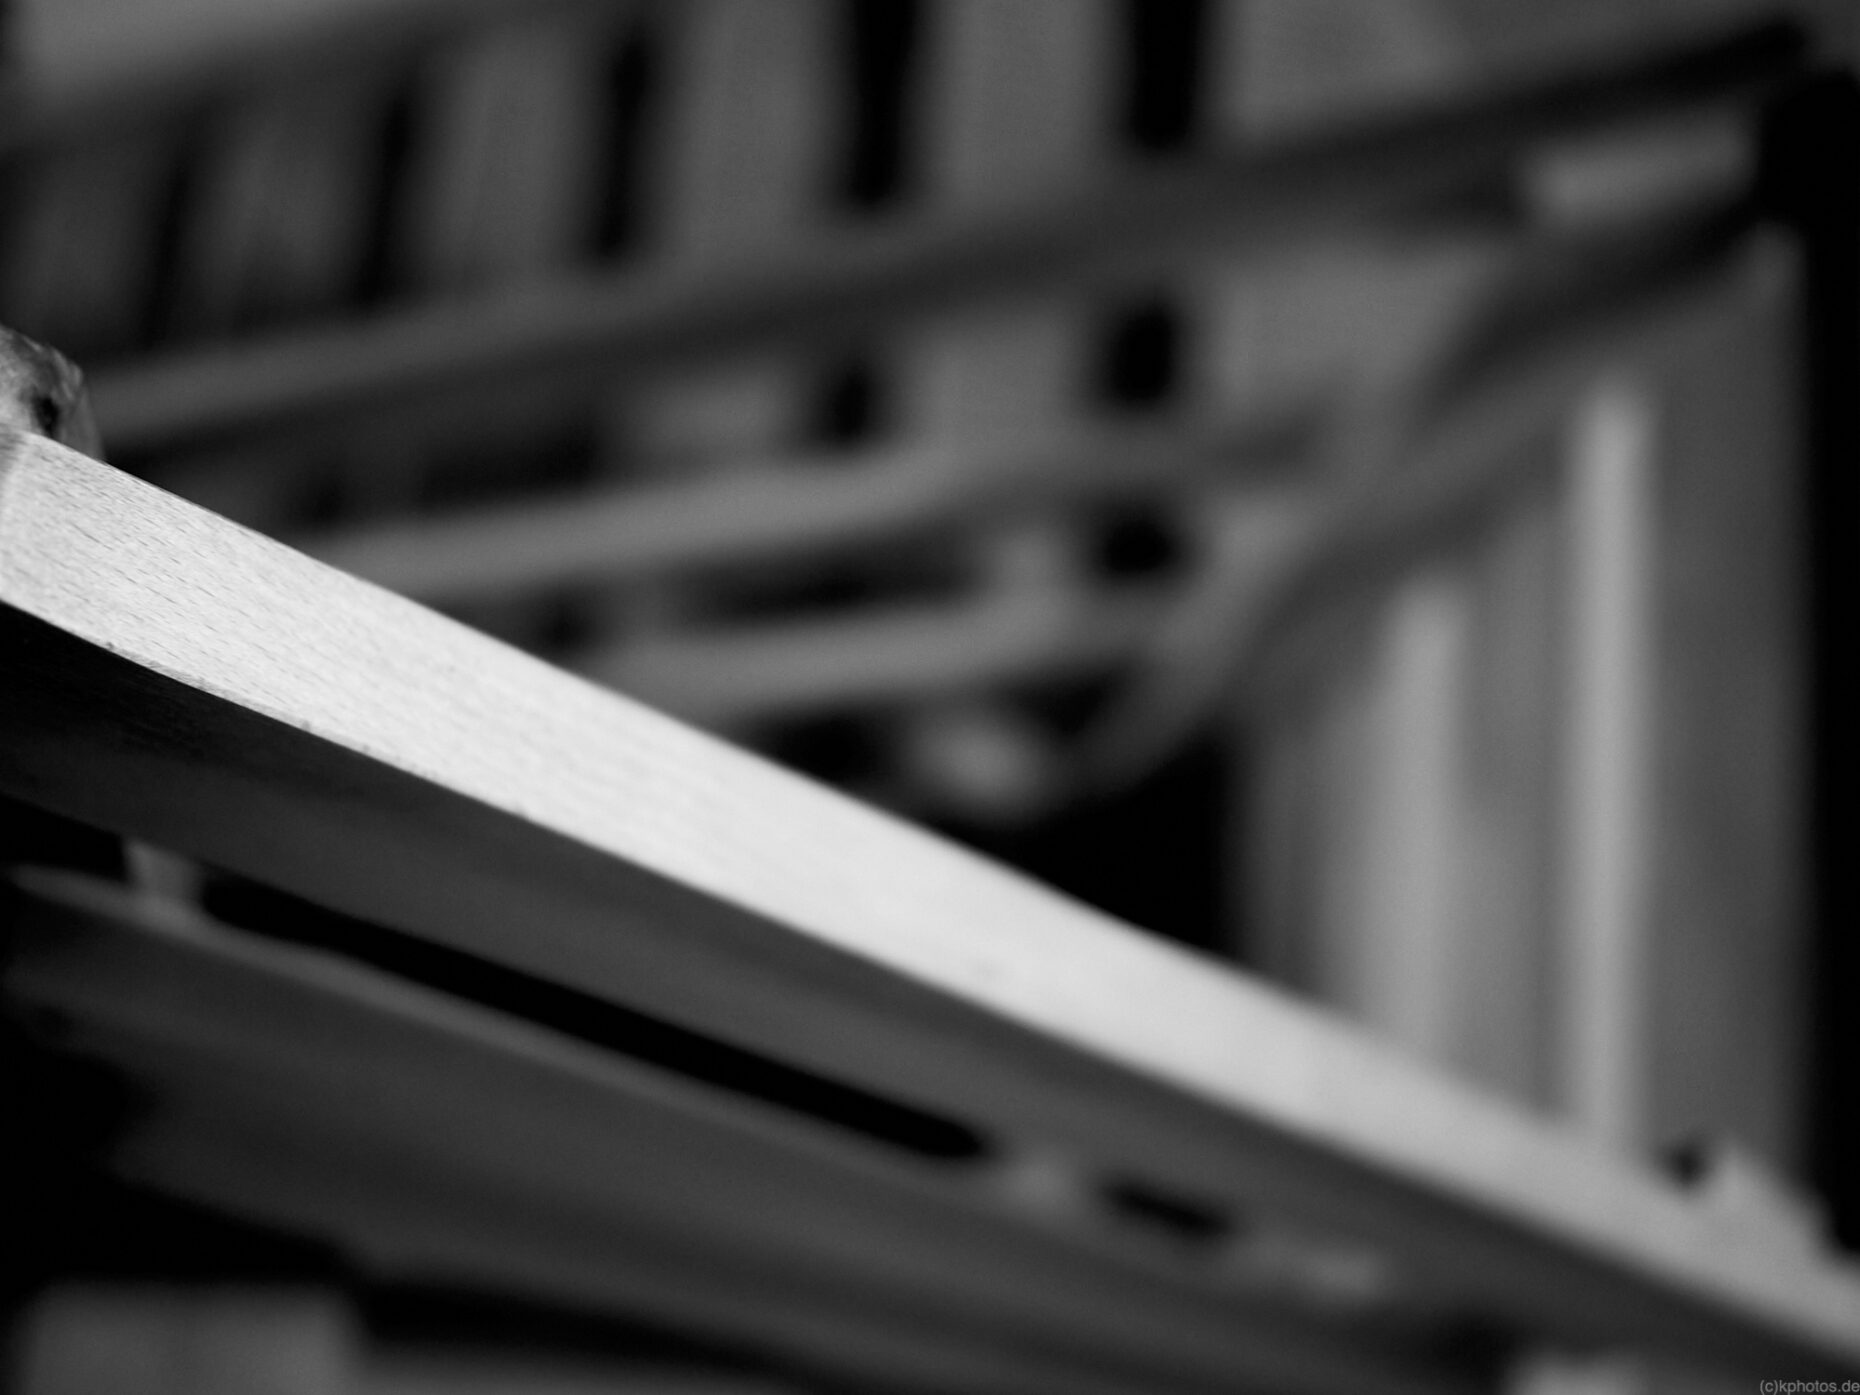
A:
1 432 1857 1376
1451 476 1562 1106
4 872 1476 1395
80 19 1803 455
1557 377 1659 1145
1350 563 1477 1060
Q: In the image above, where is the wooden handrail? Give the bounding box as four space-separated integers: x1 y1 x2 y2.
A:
3 431 1857 1379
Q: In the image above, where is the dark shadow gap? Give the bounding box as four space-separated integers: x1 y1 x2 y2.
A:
1123 0 1207 155
197 873 990 1163
841 0 920 211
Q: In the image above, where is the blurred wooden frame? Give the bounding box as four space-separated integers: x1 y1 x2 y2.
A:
64 18 1802 455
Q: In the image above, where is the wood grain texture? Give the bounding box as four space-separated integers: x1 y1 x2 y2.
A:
1 433 1857 1374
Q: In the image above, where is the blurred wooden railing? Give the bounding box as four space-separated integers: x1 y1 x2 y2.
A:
0 7 1799 783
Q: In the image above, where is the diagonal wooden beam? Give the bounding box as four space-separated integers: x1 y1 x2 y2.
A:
2 432 1857 1378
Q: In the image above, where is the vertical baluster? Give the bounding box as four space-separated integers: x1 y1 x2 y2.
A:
1204 0 1372 989
592 0 836 652
1558 377 1657 1146
0 131 179 359
1205 0 1551 1091
1299 626 1378 1003
168 70 391 338
630 0 839 464
902 0 1109 570
1261 425 1564 1109
886 0 1116 820
395 9 616 293
1238 444 1567 1102
1453 482 1562 1104
1347 564 1477 1063
1187 0 1504 973
143 68 401 605
373 8 619 647
1633 243 1808 1170
1237 667 1316 976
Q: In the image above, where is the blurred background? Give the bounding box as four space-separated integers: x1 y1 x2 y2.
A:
1 0 1856 1390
